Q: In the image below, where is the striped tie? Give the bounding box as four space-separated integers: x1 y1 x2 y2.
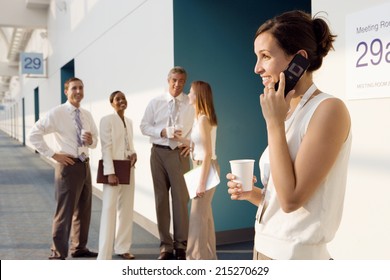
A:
75 109 87 162
75 109 83 147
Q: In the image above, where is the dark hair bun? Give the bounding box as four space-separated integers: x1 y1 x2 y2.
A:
313 16 336 58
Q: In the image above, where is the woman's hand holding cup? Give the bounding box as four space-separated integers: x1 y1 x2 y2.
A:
226 173 257 201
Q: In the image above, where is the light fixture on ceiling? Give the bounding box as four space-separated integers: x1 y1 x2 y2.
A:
7 28 33 64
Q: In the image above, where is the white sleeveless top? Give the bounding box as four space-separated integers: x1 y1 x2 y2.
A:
191 115 217 161
255 88 352 259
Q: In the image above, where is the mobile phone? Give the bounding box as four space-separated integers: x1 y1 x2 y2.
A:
275 53 310 97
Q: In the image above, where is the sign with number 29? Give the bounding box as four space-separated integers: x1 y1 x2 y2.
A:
20 52 44 75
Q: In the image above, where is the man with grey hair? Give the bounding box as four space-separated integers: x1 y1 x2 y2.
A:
140 66 194 260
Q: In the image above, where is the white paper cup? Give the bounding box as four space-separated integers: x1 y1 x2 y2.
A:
174 124 183 132
229 159 255 191
166 126 175 138
81 129 90 144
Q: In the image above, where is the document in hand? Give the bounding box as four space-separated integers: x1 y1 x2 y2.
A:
97 159 131 184
184 164 220 199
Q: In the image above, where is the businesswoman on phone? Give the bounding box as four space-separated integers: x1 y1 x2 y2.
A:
227 10 352 260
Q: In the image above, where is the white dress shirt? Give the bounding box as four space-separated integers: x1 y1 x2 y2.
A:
29 101 98 158
140 92 194 146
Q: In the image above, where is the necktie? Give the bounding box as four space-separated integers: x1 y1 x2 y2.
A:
75 109 83 147
75 109 87 161
168 98 175 126
168 99 179 150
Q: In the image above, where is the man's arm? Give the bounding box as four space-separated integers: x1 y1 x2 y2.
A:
29 118 55 158
140 101 162 138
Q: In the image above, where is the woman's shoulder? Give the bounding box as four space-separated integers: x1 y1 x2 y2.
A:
310 94 351 137
307 92 348 116
315 94 349 116
100 113 118 123
197 114 211 124
197 115 215 133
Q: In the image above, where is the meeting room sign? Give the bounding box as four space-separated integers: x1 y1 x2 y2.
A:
346 2 390 99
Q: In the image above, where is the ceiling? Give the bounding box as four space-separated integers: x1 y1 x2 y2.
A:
0 0 50 103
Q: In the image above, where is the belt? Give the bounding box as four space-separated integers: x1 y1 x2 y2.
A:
70 157 90 163
153 144 176 150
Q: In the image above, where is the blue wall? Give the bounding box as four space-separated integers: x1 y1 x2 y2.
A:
174 0 311 232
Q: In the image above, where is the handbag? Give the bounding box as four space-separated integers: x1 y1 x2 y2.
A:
96 159 131 184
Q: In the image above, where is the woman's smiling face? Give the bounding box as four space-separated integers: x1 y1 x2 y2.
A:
253 32 292 88
111 91 127 112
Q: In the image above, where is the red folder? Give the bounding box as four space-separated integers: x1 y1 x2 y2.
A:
97 159 131 184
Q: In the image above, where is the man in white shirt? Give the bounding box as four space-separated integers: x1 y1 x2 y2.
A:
29 77 98 260
140 66 194 260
